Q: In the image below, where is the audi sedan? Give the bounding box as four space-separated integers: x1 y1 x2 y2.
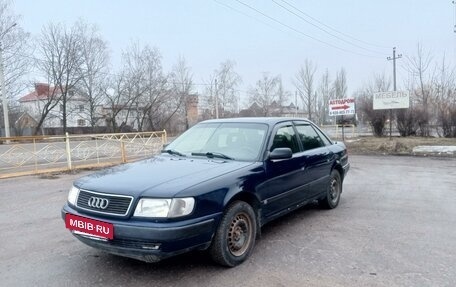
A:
62 117 349 267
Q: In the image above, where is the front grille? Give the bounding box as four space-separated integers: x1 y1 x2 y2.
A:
76 234 160 250
108 238 160 249
76 189 133 216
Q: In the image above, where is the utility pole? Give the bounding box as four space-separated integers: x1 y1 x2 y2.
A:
214 79 219 119
387 47 402 140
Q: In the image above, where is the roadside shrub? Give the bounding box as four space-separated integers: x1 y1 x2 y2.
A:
357 96 388 137
396 108 420 136
439 104 456 137
416 110 431 137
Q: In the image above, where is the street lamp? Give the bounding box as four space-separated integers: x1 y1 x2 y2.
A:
1 22 17 139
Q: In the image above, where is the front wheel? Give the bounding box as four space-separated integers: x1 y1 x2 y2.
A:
209 201 257 267
319 170 342 209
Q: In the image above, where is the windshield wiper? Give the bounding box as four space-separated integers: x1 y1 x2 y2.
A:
191 152 234 160
161 149 186 157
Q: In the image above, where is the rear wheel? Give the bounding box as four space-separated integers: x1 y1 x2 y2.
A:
209 201 256 267
319 170 342 209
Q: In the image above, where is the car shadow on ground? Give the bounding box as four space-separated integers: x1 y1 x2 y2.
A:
83 201 326 275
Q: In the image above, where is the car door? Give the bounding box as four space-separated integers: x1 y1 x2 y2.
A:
294 122 333 198
259 122 308 218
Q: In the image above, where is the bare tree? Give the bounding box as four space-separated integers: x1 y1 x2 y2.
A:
405 44 433 136
294 59 317 121
115 43 149 131
276 79 290 116
433 55 456 137
0 1 31 120
214 60 241 117
103 72 132 132
36 21 84 134
316 69 332 124
106 43 180 132
333 68 348 99
169 56 193 129
76 22 109 129
203 60 242 119
201 74 217 119
130 46 188 132
249 73 287 116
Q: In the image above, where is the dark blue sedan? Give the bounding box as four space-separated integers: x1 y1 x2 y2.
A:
62 117 349 267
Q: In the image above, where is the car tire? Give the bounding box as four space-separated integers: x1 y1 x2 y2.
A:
319 170 342 209
209 201 257 267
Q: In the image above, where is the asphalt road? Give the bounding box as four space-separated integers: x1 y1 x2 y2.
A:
1 155 455 287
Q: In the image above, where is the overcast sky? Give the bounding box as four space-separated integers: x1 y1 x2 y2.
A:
13 0 456 106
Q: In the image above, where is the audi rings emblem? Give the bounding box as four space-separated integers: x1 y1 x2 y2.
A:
87 197 109 209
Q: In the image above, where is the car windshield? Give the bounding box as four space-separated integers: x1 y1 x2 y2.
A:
165 122 268 161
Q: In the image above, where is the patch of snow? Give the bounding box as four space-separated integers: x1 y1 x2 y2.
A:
412 146 456 154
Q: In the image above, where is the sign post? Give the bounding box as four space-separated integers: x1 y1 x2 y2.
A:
329 98 356 141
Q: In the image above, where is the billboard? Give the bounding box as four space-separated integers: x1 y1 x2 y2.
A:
373 91 410 110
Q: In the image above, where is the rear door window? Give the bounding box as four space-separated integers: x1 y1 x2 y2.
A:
313 126 332 146
294 124 325 151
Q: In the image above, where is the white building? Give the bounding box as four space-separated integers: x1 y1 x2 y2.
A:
18 83 200 133
18 83 143 132
19 83 96 129
101 105 141 131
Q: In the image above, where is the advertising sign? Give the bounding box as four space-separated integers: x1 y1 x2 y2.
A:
373 91 410 110
329 98 355 116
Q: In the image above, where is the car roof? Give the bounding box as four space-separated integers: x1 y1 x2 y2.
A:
199 117 312 127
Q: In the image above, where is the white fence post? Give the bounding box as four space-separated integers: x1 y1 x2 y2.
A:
120 141 126 163
65 132 73 170
162 129 167 145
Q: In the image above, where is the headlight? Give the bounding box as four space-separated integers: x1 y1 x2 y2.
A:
68 186 80 205
134 198 195 218
168 198 195 218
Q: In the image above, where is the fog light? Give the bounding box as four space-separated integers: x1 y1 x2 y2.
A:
141 243 161 250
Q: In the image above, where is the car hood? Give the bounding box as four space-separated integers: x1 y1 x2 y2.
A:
74 155 253 198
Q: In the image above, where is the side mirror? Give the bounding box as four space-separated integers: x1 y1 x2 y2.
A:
269 148 292 160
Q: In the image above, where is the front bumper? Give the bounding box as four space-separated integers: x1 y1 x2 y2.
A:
343 162 350 177
62 204 220 262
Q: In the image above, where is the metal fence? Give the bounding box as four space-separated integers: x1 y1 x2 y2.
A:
320 124 358 139
0 131 167 179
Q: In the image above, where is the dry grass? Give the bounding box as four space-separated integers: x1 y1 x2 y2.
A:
344 136 456 155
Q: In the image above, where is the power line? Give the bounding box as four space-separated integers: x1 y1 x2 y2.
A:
272 0 389 55
453 1 456 33
232 0 386 59
277 0 391 50
213 0 288 34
